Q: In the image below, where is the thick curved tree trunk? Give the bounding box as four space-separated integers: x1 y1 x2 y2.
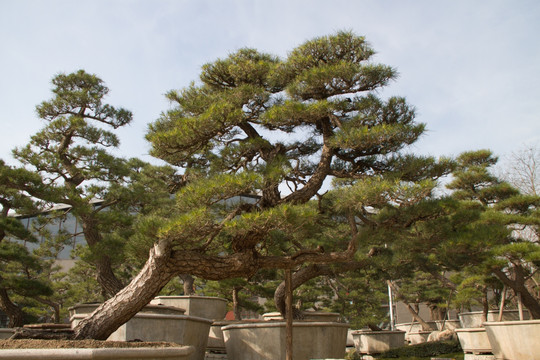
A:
81 216 124 298
0 288 25 327
274 264 332 318
73 240 177 340
179 274 195 295
73 240 357 340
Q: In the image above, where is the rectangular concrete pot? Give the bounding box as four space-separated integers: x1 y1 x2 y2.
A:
0 346 194 359
435 319 461 330
222 321 349 360
70 304 212 360
262 311 340 322
459 310 530 328
207 320 237 352
351 330 406 354
455 327 493 355
395 321 437 332
484 320 540 360
0 328 14 339
150 296 227 320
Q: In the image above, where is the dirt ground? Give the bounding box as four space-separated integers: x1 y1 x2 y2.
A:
0 339 180 349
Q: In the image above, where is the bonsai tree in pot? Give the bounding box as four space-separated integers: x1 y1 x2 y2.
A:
71 31 456 340
446 150 540 318
9 32 450 340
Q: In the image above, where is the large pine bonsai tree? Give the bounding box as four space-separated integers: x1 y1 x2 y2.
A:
64 31 450 340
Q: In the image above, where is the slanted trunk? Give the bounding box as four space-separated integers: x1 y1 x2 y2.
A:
73 241 357 340
274 264 331 319
493 266 540 319
0 288 25 327
81 216 124 297
73 240 177 340
388 281 433 331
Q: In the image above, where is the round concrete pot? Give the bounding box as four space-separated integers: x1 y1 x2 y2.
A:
150 296 227 321
351 330 406 355
484 320 540 360
70 303 212 360
455 327 493 355
459 310 530 328
222 320 349 360
0 345 194 359
262 311 340 322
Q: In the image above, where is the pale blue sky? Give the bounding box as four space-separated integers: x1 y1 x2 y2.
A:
1 0 539 166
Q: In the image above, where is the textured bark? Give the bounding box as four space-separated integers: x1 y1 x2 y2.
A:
0 288 25 327
179 274 195 295
80 215 124 297
274 264 331 318
72 239 360 340
232 286 242 321
282 119 334 205
73 240 177 340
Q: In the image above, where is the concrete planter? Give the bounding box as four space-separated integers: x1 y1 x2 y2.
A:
459 310 530 328
70 303 212 360
395 321 437 332
0 346 194 359
455 328 493 355
150 296 227 321
484 320 540 360
351 330 406 355
406 330 431 344
69 303 186 318
0 328 14 339
262 311 340 322
207 320 237 352
222 321 349 360
435 319 461 330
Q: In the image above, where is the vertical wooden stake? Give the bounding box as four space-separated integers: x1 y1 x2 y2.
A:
285 268 293 360
517 292 524 321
